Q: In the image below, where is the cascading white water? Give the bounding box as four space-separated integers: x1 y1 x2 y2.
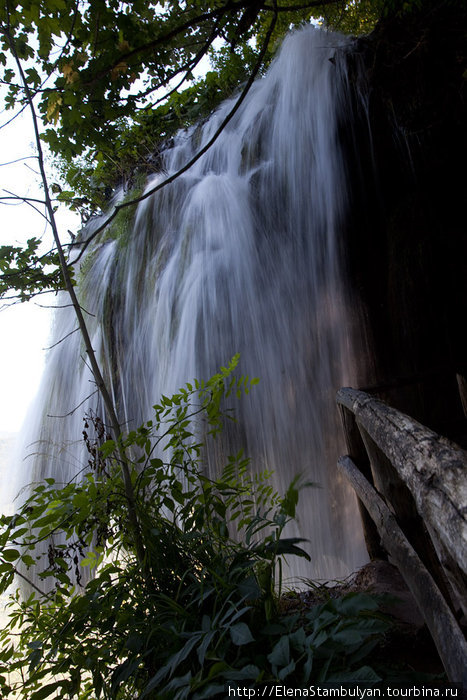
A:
15 26 368 584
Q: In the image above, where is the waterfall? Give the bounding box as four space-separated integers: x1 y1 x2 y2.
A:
16 26 368 584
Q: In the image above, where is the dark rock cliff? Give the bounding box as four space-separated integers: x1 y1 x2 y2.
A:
344 1 467 443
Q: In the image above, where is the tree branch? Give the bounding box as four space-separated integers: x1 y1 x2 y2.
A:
47 389 99 418
43 326 80 351
93 0 255 81
137 18 223 108
0 155 37 167
71 5 279 264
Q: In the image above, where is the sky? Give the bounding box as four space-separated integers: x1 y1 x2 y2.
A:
0 104 79 434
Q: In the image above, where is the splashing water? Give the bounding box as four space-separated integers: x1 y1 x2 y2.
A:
15 27 368 584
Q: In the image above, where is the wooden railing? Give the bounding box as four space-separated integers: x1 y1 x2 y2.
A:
336 387 467 684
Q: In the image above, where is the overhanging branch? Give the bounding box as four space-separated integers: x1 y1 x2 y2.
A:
71 3 279 264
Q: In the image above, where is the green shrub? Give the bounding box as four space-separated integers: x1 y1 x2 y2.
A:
0 357 391 699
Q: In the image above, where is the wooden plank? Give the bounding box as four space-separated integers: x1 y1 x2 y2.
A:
457 373 467 420
337 403 386 560
338 454 467 684
357 425 455 608
423 522 467 618
337 388 467 576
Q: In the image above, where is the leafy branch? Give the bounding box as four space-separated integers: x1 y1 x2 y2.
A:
70 3 279 265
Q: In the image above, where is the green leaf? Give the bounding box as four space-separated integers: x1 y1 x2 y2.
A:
229 622 255 646
1 549 20 562
223 665 260 680
332 592 380 615
30 682 65 700
278 658 296 680
331 628 366 645
140 636 200 697
20 554 36 567
125 634 143 653
267 635 290 668
197 630 215 665
327 666 382 683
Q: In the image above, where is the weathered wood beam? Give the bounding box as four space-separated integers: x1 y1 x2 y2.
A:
337 402 387 560
338 454 467 684
357 425 456 608
457 373 467 421
336 388 467 577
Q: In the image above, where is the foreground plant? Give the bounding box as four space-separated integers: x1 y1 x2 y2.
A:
0 360 391 699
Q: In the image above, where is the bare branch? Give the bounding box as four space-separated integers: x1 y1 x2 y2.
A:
13 566 53 600
43 326 80 351
137 20 222 108
0 99 29 130
35 301 96 316
2 188 50 224
0 155 37 167
0 289 58 309
0 192 47 206
25 162 40 176
268 0 341 10
47 389 99 418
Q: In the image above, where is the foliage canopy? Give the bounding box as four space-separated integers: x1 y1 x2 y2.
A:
0 0 400 211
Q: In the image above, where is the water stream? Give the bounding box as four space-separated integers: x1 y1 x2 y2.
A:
15 26 368 584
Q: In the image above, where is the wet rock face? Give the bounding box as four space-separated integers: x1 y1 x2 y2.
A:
349 561 424 627
343 1 467 441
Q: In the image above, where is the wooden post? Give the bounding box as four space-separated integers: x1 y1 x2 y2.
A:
338 454 467 684
457 373 467 420
337 402 386 560
356 424 455 609
337 388 467 578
